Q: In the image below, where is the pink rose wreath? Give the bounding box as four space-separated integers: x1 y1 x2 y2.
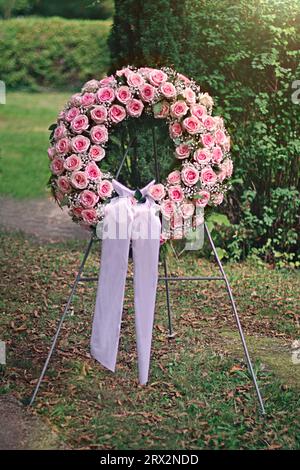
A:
47 65 233 239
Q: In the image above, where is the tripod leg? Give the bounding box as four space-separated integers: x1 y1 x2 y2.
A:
204 224 266 415
28 236 94 406
163 257 175 338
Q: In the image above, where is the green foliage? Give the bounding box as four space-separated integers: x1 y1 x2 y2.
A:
0 0 34 19
0 17 111 90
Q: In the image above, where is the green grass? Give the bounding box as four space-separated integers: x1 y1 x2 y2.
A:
1 231 300 449
0 92 70 198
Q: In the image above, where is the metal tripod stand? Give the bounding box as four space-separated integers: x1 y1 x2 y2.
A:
29 127 266 415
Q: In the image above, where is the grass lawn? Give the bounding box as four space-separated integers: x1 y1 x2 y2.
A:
1 231 299 449
0 92 70 199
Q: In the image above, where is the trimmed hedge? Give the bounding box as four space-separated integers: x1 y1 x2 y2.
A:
0 17 111 90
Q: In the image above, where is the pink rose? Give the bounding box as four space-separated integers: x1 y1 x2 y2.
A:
181 203 195 219
194 148 211 165
153 101 170 119
212 193 224 205
170 100 189 118
200 167 217 185
71 114 89 134
167 170 181 185
97 180 113 199
181 166 199 186
139 83 156 102
214 129 226 145
109 104 127 124
65 107 80 122
224 136 231 152
90 105 107 124
202 133 215 148
81 208 98 225
175 143 191 159
51 157 64 175
99 75 115 86
217 165 228 182
182 87 196 104
80 189 99 208
212 146 223 164
72 206 83 218
224 158 233 177
195 190 210 207
89 145 105 162
57 176 71 194
160 82 177 98
54 124 67 140
81 93 96 108
169 122 182 139
82 79 99 92
126 99 144 118
64 154 82 171
127 72 145 88
161 199 176 219
47 146 56 160
148 183 166 201
90 125 108 144
148 69 168 86
71 135 90 153
69 93 82 107
168 185 184 203
85 162 102 181
70 171 88 189
97 87 115 103
182 116 201 134
56 137 70 156
116 86 132 104
190 104 207 121
177 73 191 85
203 116 216 131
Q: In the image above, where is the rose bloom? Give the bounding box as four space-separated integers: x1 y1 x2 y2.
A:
212 146 223 164
182 116 201 134
97 179 113 199
81 92 96 108
202 133 215 148
148 69 168 86
99 75 115 86
71 114 89 134
168 185 184 203
81 208 98 225
116 85 132 104
160 199 176 219
160 81 177 98
203 116 216 131
56 137 70 155
175 143 191 159
181 166 199 186
72 206 83 218
64 154 82 172
170 100 189 118
90 105 107 124
169 122 182 139
194 148 211 165
182 87 196 104
217 165 228 182
126 99 144 118
80 189 99 208
47 146 56 160
181 202 195 219
97 87 115 103
71 135 90 153
177 73 191 85
57 176 71 194
70 93 82 107
154 101 170 119
167 170 181 185
200 166 218 185
127 72 145 88
148 183 165 201
51 157 64 176
195 190 210 207
82 79 99 92
190 103 207 121
200 92 214 108
65 107 80 122
139 83 155 102
109 104 127 124
212 193 224 205
214 129 226 145
85 162 102 181
54 124 67 140
89 145 105 162
223 158 233 177
90 125 108 144
70 171 88 189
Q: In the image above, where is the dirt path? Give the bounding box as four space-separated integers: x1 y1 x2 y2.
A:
0 196 90 242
